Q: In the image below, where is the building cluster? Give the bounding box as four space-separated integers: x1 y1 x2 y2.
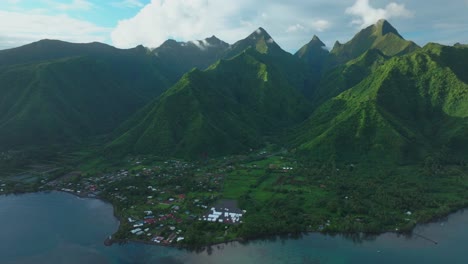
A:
201 207 245 224
128 209 185 245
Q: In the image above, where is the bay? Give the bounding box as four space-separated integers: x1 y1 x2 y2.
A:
0 192 466 264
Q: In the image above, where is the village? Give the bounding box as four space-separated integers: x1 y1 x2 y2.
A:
3 147 370 248
43 155 264 246
0 145 440 249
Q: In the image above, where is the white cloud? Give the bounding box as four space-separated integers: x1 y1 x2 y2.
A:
52 0 94 11
111 0 256 49
112 0 144 9
0 10 110 49
345 0 412 28
1 0 467 52
110 0 334 51
311 19 331 32
189 39 213 50
286 24 306 33
286 20 330 33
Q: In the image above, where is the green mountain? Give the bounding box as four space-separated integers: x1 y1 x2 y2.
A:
1 21 466 168
295 35 329 71
0 40 171 150
311 49 390 106
107 47 312 159
294 35 330 99
0 36 234 151
152 36 230 82
0 39 144 68
330 19 419 64
224 28 311 97
223 27 284 58
293 44 468 164
296 20 417 101
454 42 468 48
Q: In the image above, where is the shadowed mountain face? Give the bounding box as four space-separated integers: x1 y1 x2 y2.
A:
295 35 329 69
106 27 321 159
0 37 231 150
107 47 312 159
152 36 230 82
294 35 330 99
0 40 171 149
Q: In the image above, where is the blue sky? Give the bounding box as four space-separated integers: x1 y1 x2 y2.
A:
0 0 467 52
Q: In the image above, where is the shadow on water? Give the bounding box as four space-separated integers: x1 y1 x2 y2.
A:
153 257 185 264
335 232 379 244
235 232 306 247
234 231 382 247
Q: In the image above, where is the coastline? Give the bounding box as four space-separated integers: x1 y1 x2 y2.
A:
2 189 466 250
99 195 466 249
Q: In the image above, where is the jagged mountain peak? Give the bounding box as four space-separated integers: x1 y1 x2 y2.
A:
159 36 229 50
205 35 226 45
330 19 419 63
159 39 179 48
332 40 342 49
311 35 324 43
296 35 329 58
246 27 275 43
304 35 325 48
255 27 269 35
373 19 402 38
223 27 284 57
357 19 405 42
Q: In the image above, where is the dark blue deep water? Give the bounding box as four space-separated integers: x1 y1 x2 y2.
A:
1 192 467 263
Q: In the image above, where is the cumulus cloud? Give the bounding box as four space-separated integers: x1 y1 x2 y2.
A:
311 19 331 32
287 20 330 33
286 24 306 33
0 10 110 49
110 0 335 51
111 0 256 49
346 0 412 28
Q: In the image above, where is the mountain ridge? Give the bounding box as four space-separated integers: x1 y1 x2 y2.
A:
0 20 466 169
330 19 420 64
107 47 312 158
293 43 468 163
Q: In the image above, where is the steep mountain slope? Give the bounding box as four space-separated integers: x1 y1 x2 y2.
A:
293 44 468 164
224 27 284 58
294 35 330 99
108 48 312 158
311 49 390 106
152 36 230 82
295 35 329 71
223 27 311 96
0 42 171 150
330 19 419 65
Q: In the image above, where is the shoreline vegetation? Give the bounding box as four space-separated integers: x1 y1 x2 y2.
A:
1 148 466 250
0 189 463 251
58 189 468 249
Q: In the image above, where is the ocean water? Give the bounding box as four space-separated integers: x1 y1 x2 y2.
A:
1 192 466 264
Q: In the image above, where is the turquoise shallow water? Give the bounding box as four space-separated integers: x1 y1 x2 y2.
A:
0 192 466 264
